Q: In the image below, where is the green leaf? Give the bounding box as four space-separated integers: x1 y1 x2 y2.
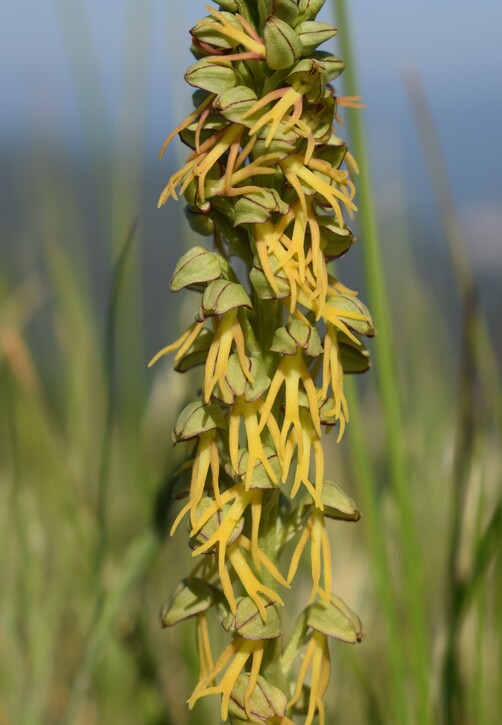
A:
216 0 238 10
160 578 214 627
172 401 226 443
264 15 302 71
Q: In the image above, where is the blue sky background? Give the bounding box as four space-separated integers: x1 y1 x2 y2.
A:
2 0 501 268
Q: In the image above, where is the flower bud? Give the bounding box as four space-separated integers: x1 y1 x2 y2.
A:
298 0 327 22
270 0 300 25
263 16 302 71
184 206 215 237
182 178 211 211
296 21 338 54
179 115 227 153
253 125 299 158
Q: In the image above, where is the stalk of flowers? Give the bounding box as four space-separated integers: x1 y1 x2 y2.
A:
153 1 373 723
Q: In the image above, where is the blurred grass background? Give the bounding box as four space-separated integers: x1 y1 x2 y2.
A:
1 1 501 724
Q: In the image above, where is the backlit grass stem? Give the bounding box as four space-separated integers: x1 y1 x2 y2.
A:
334 1 430 722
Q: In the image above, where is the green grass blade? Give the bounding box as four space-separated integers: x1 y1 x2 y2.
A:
95 217 139 574
333 1 430 721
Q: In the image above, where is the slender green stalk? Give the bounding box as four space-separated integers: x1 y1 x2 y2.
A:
334 1 430 722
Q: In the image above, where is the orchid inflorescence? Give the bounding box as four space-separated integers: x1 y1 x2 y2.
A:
153 1 372 722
